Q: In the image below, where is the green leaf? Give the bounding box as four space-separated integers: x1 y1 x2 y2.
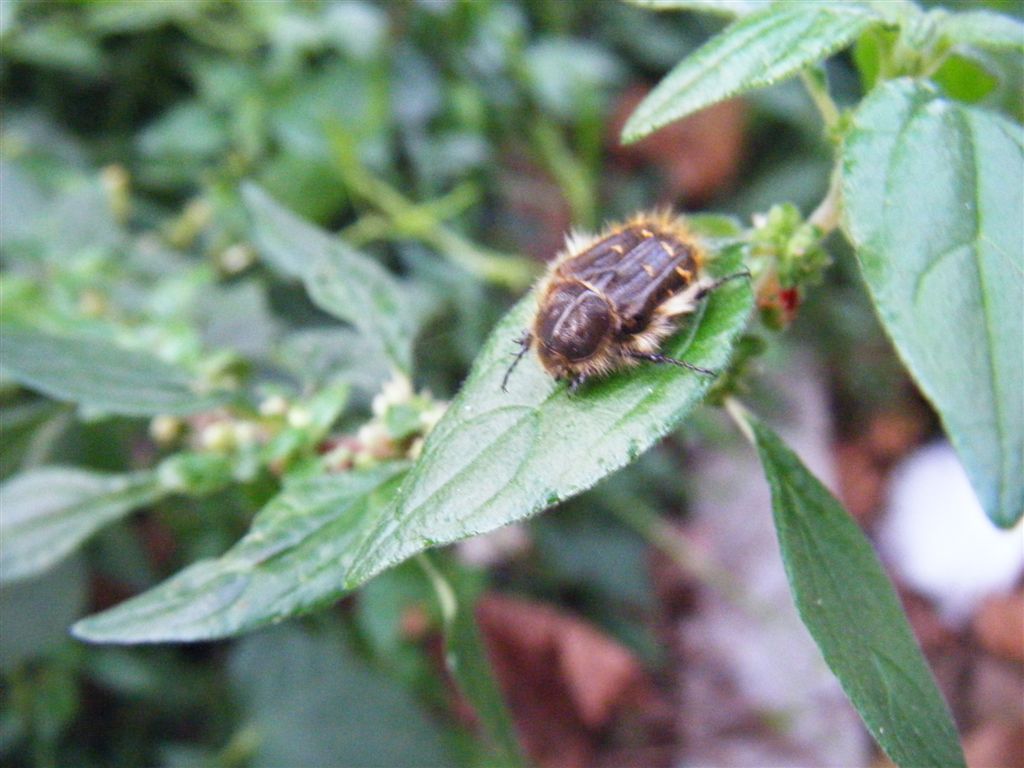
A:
625 0 758 16
0 328 227 416
750 418 965 768
622 3 879 143
156 452 234 496
418 556 523 767
4 19 105 76
303 382 351 440
1 556 87 671
345 247 753 588
854 24 898 92
522 40 623 121
72 463 407 643
230 625 454 768
277 327 391 393
137 102 229 160
940 9 1024 53
242 183 415 374
0 401 66 479
931 52 999 104
0 467 163 583
842 79 1023 527
445 600 522 767
73 241 751 644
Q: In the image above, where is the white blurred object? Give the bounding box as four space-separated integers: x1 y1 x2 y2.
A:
878 441 1024 628
457 523 531 567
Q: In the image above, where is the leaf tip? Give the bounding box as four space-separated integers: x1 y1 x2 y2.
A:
70 615 116 645
619 121 644 145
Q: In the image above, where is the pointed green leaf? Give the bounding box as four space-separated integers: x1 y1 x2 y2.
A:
421 557 523 767
842 79 1023 527
345 248 753 588
0 327 227 416
445 598 523 767
73 242 751 644
1 556 87 671
940 9 1024 52
0 467 163 583
242 183 415 374
750 418 965 768
622 3 879 143
932 53 998 105
72 463 407 643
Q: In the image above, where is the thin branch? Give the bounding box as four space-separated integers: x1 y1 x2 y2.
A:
723 395 755 445
799 65 841 135
416 552 457 625
807 164 844 235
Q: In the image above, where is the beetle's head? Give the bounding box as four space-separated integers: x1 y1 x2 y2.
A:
534 283 614 379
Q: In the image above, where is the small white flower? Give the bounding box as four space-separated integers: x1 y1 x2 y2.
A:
259 394 290 418
287 406 312 429
232 420 259 446
408 436 425 460
419 402 447 434
149 415 182 444
157 461 187 492
356 421 392 457
199 421 235 452
372 373 414 416
219 244 255 274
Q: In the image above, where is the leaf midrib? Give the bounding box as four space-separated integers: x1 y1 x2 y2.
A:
877 92 1005 515
958 107 1009 517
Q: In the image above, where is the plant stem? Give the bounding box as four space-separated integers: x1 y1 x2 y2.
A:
807 164 843 235
723 395 755 445
798 64 845 236
423 227 537 291
416 553 525 768
328 130 537 291
415 553 458 625
609 502 765 615
339 213 392 248
531 120 596 229
799 65 841 136
217 725 262 768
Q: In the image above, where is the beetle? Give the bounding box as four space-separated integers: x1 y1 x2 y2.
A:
502 211 746 393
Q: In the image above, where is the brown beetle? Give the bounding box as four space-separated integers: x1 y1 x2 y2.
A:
502 211 745 393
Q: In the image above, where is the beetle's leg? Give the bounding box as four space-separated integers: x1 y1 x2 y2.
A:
630 352 715 376
657 268 753 319
568 374 588 395
693 267 752 302
501 331 533 392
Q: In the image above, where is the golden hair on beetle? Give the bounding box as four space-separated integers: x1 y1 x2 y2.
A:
502 210 746 394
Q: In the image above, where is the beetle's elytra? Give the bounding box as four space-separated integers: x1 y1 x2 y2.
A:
503 211 744 393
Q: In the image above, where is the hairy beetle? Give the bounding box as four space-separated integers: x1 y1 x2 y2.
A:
502 211 746 393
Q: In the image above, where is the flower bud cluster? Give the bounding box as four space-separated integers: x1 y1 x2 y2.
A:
324 374 447 472
149 373 448 494
748 203 831 328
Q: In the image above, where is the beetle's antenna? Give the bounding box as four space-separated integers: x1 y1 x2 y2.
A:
629 352 715 376
568 374 587 396
501 332 533 392
694 268 752 302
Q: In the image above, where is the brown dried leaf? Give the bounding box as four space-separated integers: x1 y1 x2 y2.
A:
974 591 1024 663
476 594 646 768
610 84 746 205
